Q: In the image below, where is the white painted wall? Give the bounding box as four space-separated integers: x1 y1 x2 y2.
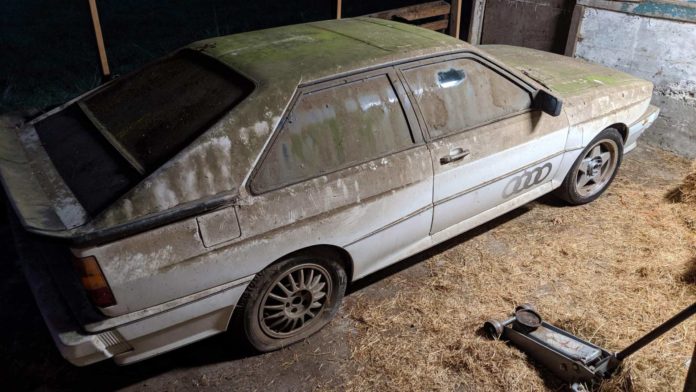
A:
575 8 696 157
576 8 696 88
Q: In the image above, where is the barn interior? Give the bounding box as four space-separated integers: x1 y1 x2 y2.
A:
0 1 694 391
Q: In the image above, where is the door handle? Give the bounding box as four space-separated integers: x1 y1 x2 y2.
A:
440 148 470 165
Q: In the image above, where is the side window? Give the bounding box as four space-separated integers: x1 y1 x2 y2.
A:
402 58 532 138
252 74 414 193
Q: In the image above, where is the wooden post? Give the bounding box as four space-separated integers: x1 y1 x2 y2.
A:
337 0 342 19
564 5 585 57
467 0 486 45
88 0 111 77
449 0 462 39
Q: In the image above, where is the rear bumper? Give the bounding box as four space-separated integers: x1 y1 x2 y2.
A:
624 104 660 154
42 281 249 366
10 215 251 366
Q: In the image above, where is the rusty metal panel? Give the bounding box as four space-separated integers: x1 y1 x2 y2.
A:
481 0 574 54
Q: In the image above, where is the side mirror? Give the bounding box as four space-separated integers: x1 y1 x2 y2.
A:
534 90 563 117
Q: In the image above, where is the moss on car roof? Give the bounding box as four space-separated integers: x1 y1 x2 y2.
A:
190 17 471 85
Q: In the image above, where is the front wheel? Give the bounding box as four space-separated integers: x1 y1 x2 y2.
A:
232 251 347 352
555 128 623 205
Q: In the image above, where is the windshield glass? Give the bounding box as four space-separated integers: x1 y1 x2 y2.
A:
80 49 254 173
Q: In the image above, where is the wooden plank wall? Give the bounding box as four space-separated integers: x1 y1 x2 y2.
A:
365 1 455 35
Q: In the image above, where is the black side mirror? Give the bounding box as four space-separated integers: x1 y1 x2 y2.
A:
534 90 563 117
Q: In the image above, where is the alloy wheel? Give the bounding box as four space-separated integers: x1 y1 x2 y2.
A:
575 139 619 197
258 263 332 338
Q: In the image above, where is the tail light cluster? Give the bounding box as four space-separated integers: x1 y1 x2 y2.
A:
73 255 117 308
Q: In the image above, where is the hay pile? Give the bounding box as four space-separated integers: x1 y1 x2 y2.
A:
342 147 695 392
672 161 696 205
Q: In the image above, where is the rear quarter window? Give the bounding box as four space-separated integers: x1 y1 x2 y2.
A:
252 75 414 194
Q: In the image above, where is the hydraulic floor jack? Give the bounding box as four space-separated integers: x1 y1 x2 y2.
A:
484 302 696 391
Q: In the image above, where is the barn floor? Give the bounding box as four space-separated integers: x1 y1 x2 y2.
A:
1 144 694 391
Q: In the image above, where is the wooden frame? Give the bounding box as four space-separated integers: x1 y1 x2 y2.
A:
565 5 585 56
88 0 110 77
449 0 462 38
467 0 486 45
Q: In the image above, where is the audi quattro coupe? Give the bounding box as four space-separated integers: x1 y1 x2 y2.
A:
0 17 658 366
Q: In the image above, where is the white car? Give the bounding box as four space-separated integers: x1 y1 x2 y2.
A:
0 17 658 366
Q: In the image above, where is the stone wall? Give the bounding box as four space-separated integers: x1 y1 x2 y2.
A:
573 1 696 158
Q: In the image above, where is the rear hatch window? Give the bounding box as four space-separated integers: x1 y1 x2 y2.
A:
34 49 253 216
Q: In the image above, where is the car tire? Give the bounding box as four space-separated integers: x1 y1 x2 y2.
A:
232 250 347 352
556 128 624 205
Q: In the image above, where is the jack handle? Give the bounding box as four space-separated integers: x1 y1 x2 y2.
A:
616 302 696 361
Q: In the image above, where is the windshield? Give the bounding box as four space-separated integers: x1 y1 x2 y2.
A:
80 49 254 173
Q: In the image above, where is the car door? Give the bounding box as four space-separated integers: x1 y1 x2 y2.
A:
241 69 434 280
398 54 569 235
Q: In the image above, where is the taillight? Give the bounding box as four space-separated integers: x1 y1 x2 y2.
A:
73 255 117 308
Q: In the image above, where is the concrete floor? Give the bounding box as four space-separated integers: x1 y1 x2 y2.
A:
0 144 692 391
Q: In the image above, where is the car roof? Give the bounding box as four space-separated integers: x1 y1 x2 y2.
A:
86 19 476 232
191 17 472 85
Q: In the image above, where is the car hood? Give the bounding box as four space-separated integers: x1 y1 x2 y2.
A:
481 45 646 98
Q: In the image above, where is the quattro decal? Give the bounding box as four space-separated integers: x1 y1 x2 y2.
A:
503 162 553 198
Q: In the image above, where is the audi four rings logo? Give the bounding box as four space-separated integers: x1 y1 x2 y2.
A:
503 163 553 198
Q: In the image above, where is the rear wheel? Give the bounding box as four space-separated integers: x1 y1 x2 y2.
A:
556 128 623 205
233 251 347 352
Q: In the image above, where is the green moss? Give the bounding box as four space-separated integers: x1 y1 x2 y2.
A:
289 132 305 162
551 72 634 94
199 17 460 87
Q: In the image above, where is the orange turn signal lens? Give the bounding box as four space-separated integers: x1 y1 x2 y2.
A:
73 255 117 308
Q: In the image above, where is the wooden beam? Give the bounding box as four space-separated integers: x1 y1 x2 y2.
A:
337 0 342 19
449 0 462 38
88 0 110 77
420 19 449 31
395 2 450 21
565 5 585 57
467 0 486 45
366 1 449 21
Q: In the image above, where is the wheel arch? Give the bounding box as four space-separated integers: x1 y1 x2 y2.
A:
266 244 355 286
608 123 628 143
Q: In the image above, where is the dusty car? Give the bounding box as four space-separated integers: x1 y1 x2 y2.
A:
0 17 658 366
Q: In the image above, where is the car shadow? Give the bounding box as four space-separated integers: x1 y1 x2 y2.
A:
534 193 569 208
0 195 536 391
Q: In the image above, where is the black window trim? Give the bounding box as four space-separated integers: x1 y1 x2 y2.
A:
396 53 538 142
247 67 424 195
